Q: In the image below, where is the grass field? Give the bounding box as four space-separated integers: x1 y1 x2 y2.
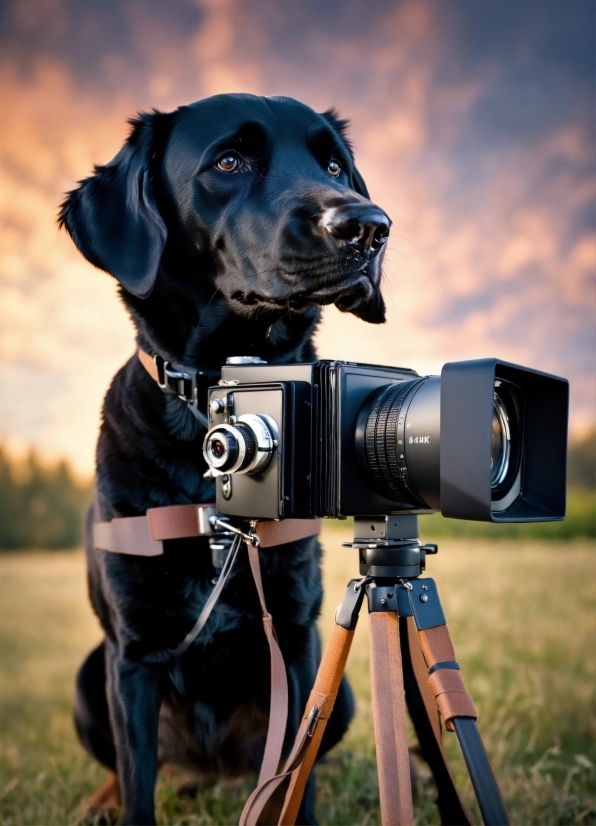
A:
0 530 594 825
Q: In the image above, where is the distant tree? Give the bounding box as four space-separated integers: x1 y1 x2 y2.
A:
567 429 596 490
0 447 93 550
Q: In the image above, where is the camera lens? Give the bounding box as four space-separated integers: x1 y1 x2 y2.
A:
203 414 276 476
211 438 226 459
357 377 437 509
490 381 522 505
491 391 511 489
205 428 242 471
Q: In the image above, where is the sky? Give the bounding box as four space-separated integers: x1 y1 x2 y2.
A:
0 0 594 476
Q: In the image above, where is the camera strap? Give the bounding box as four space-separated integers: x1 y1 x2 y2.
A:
94 505 321 557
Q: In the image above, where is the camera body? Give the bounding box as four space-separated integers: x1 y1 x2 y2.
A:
204 358 568 523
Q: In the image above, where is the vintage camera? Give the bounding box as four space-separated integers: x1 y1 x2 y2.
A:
202 357 568 523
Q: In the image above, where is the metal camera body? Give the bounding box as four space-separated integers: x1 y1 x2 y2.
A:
203 357 568 524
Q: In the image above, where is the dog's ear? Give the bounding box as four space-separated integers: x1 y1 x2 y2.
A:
320 109 370 198
58 112 170 298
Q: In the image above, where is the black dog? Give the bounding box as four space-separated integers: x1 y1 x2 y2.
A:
59 93 390 825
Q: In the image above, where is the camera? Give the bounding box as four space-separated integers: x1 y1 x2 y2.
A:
203 357 568 524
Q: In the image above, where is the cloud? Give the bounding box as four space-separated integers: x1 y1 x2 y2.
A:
0 0 593 473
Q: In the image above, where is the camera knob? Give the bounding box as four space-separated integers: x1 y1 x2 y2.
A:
225 356 268 365
209 398 226 414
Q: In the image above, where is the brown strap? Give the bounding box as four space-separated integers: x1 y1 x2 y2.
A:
417 624 477 732
246 545 289 788
427 669 478 728
239 689 328 826
406 617 442 745
369 612 414 826
147 504 210 540
256 519 322 548
418 623 456 667
93 516 163 557
239 619 357 826
138 347 160 382
94 504 320 556
93 504 216 556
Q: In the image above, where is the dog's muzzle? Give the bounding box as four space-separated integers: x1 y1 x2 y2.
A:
321 204 391 254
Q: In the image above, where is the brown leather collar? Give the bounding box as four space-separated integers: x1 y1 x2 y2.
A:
138 347 161 383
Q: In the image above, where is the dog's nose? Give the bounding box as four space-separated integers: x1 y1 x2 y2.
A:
322 205 391 253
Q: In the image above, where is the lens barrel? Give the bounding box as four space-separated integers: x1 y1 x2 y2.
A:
203 414 276 476
357 374 522 512
360 378 430 507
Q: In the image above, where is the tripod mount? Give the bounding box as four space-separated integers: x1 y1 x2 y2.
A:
240 514 510 826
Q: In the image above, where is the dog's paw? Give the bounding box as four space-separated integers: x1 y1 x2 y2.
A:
80 773 121 825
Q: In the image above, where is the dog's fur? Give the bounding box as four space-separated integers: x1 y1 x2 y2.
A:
59 94 390 825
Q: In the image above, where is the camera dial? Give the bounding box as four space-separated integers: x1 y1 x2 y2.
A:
203 414 276 476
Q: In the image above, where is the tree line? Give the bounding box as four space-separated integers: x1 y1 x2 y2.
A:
0 430 593 549
0 447 92 549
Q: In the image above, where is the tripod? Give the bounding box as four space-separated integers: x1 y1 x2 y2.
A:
240 515 510 826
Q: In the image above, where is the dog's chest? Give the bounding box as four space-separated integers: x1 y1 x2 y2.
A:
98 540 258 646
95 536 321 658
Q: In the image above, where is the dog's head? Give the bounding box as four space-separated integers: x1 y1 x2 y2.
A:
60 94 390 329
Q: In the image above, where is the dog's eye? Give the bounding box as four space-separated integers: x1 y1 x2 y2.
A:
216 154 241 173
327 160 341 177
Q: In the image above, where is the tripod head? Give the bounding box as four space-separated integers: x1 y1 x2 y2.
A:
342 514 438 579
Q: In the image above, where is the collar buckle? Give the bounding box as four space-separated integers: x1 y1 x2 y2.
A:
154 354 194 403
153 354 208 428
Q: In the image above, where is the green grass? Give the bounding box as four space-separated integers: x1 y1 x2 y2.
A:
0 533 595 825
418 490 595 541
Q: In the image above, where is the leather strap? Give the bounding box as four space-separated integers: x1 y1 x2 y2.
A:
138 347 160 382
246 544 289 788
417 624 477 731
405 616 443 745
93 515 163 557
255 519 323 548
94 504 321 556
427 667 478 726
239 689 328 826
240 615 357 826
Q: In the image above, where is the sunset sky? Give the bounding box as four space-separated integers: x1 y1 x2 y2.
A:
0 0 594 476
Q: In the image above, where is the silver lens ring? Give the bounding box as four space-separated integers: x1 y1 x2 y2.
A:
205 430 235 469
491 390 511 489
203 424 247 474
202 415 276 477
235 414 276 475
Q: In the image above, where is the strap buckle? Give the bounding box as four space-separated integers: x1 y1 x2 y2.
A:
210 515 261 547
154 354 194 402
306 705 319 737
154 355 208 428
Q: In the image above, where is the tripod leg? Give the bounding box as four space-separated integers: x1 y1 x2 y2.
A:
278 618 358 825
369 611 414 826
400 617 473 826
409 581 510 826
